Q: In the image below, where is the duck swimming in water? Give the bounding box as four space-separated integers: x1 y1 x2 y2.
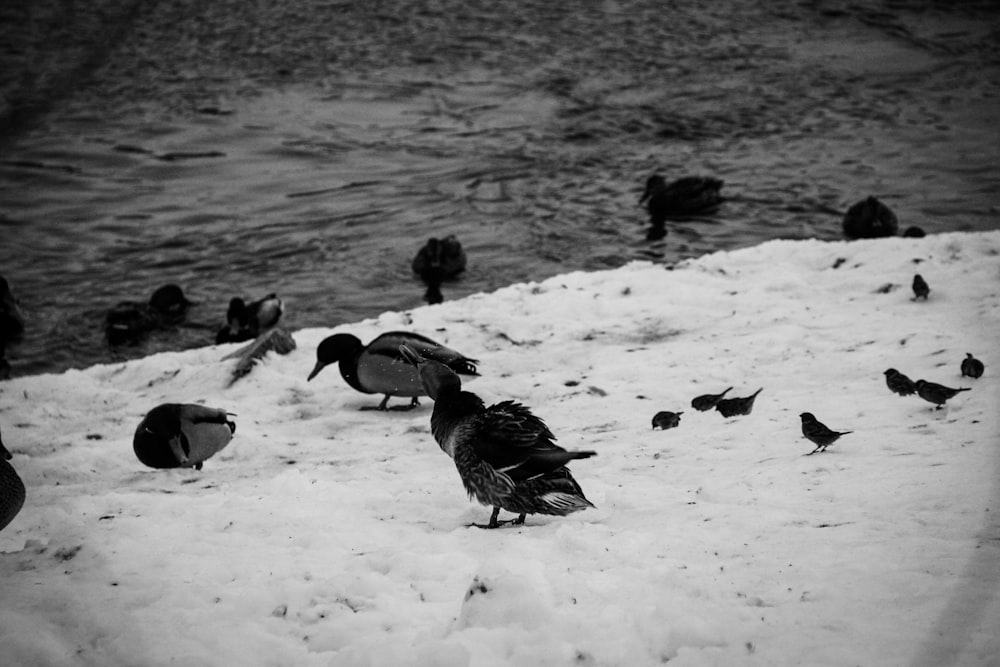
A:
639 173 724 224
308 331 479 411
400 344 596 529
105 283 195 346
842 196 899 239
412 235 467 304
216 293 284 344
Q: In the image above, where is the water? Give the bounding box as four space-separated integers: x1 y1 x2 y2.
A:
1 0 998 378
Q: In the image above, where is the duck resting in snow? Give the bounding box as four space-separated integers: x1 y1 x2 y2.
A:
399 343 596 528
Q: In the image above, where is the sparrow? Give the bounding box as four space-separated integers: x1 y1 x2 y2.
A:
960 353 984 379
799 412 852 455
690 387 732 411
651 411 682 430
884 368 917 396
914 380 970 409
911 274 930 301
715 388 762 418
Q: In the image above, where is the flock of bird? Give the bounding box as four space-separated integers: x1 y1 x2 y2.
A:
0 174 986 532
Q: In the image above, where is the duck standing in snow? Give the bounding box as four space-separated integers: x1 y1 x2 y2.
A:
400 344 596 528
308 331 478 411
842 196 899 239
216 293 284 344
133 404 236 470
640 173 724 224
412 235 467 304
1 425 26 532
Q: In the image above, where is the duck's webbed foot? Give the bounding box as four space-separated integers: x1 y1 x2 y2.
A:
388 397 420 412
468 507 525 529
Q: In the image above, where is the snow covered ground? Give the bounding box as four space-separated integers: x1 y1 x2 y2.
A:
1 231 998 666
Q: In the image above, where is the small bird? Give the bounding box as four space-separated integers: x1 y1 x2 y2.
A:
960 353 984 379
216 293 284 344
884 368 917 396
307 331 479 411
902 226 925 238
691 387 732 411
105 283 195 346
1 425 27 532
715 388 763 417
400 344 595 529
914 380 970 409
912 274 930 301
799 412 852 455
842 196 899 239
412 235 467 305
133 404 236 470
651 411 682 430
639 174 724 224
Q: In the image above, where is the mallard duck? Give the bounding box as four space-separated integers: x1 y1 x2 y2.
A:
308 331 478 411
216 293 284 344
715 388 762 417
842 196 899 239
639 173 724 223
412 235 467 304
400 344 595 528
105 283 194 346
1 426 26 532
133 403 236 469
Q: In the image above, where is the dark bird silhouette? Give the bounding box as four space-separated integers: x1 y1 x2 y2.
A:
800 412 852 455
216 293 284 344
308 331 478 411
1 425 26 532
884 368 918 396
842 196 898 239
400 344 595 529
902 226 925 238
133 404 236 470
412 235 467 304
639 174 724 225
960 353 984 379
691 387 732 412
715 388 763 417
651 411 682 430
1 276 26 379
914 380 970 409
912 274 930 301
105 283 194 346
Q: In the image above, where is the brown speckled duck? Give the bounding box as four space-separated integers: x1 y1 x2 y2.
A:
400 344 595 529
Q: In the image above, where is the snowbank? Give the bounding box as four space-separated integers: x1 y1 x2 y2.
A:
1 232 998 666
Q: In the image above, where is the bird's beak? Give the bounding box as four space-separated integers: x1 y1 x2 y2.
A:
306 361 326 382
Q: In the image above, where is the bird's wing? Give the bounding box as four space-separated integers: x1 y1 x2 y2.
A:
370 331 478 373
473 401 580 482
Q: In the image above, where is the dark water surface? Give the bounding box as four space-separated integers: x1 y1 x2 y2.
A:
1 0 998 377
